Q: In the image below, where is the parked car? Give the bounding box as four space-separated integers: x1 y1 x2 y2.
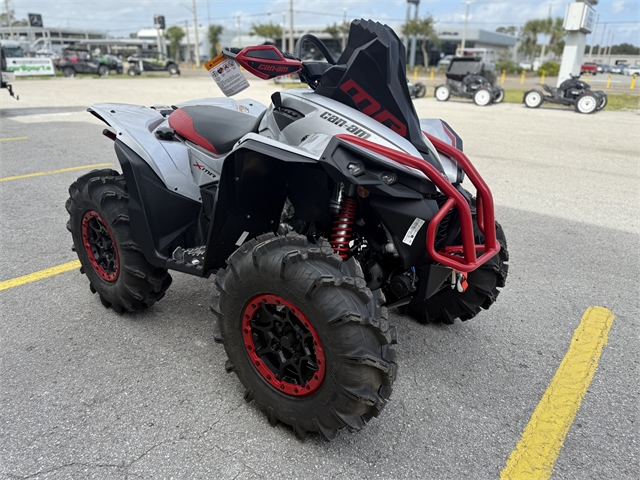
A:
623 65 640 76
437 54 454 69
580 62 598 75
611 64 627 74
596 64 611 73
96 54 123 74
518 61 533 71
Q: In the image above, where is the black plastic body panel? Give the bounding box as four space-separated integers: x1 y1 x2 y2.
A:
202 140 320 273
115 140 203 274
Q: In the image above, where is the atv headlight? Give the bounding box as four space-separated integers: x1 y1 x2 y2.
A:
380 172 397 185
347 162 365 176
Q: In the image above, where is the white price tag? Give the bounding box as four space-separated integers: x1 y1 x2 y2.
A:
206 54 250 97
402 218 425 246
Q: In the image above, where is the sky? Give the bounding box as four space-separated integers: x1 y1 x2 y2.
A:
7 0 640 46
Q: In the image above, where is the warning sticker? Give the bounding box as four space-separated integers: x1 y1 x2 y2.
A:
206 54 250 97
402 218 425 246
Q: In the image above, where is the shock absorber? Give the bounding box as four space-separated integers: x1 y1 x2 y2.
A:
330 197 357 259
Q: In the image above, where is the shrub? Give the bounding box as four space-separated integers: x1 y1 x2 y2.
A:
495 59 519 74
538 61 560 77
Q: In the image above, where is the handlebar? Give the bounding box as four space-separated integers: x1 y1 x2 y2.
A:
294 34 336 65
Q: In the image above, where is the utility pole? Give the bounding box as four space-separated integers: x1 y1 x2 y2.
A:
282 12 286 52
289 0 294 54
236 15 241 46
207 0 211 27
460 1 472 55
539 2 552 63
4 0 14 39
409 1 419 67
342 8 347 52
192 0 201 67
404 1 410 51
597 23 606 60
185 21 192 66
588 13 599 59
605 30 613 62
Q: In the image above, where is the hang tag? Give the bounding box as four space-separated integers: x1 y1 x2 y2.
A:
206 54 250 97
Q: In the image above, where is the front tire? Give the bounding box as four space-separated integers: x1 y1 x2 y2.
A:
212 233 397 440
63 67 75 78
575 92 598 114
596 91 608 111
435 85 451 101
167 64 179 75
405 219 509 324
66 169 172 313
414 82 426 98
473 87 493 106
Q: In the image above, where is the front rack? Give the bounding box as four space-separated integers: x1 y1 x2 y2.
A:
335 133 500 273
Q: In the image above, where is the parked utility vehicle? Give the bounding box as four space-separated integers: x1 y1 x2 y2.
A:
67 20 508 440
435 57 504 106
523 74 607 113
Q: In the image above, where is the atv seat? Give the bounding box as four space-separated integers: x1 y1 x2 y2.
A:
542 84 557 95
168 105 264 155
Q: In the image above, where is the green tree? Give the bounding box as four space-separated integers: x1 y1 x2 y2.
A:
0 9 28 27
249 22 281 39
208 24 224 58
324 22 349 40
543 17 565 57
611 43 640 55
496 26 519 36
165 26 185 60
402 16 438 68
519 19 546 59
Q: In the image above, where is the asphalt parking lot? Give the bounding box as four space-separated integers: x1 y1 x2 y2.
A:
1 77 638 479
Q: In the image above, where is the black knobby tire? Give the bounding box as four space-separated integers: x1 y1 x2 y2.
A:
414 83 426 98
63 67 75 78
212 233 397 440
492 86 505 104
406 219 509 325
97 65 110 76
66 169 172 313
167 64 179 75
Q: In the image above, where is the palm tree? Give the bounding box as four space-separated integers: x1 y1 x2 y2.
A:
402 16 438 69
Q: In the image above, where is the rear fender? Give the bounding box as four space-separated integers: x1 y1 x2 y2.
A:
88 103 201 201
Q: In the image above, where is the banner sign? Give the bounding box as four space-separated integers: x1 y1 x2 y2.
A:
5 57 55 76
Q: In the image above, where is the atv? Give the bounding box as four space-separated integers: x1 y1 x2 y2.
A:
435 57 504 106
67 20 508 440
408 79 426 98
1 44 18 99
126 53 180 76
523 74 607 114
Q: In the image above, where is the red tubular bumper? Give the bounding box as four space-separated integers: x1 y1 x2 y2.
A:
335 134 500 273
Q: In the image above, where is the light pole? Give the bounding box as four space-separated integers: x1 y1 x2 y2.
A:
588 13 599 59
192 0 200 67
289 0 294 54
460 1 473 55
282 12 286 52
407 0 419 68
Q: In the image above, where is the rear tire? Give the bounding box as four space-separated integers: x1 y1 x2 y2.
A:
575 92 598 114
212 233 397 440
127 67 140 76
523 90 543 108
405 219 509 324
97 65 110 76
414 82 426 98
492 86 505 103
473 87 492 106
66 169 172 313
596 91 608 111
435 85 451 101
63 67 75 78
167 64 179 75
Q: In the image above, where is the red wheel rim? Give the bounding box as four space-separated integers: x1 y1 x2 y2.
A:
81 210 119 282
242 294 325 396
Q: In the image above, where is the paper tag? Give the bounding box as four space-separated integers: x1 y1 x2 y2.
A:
206 54 250 97
235 231 250 246
402 218 425 246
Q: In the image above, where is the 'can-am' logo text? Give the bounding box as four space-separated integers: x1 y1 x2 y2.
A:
319 111 371 139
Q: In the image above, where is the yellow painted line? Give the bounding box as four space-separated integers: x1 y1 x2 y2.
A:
0 260 81 292
0 163 113 183
0 136 28 142
501 307 615 480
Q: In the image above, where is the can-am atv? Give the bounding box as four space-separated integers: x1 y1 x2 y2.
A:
434 57 504 106
523 74 607 114
66 20 508 440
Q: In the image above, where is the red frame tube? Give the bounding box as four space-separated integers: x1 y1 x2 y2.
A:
335 134 499 272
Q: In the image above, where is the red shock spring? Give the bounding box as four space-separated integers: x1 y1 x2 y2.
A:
330 197 357 259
